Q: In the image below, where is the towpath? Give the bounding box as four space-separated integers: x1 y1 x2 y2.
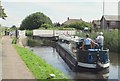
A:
0 36 2 80
2 36 35 79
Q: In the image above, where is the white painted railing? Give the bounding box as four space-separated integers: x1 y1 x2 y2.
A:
33 30 76 37
18 30 26 38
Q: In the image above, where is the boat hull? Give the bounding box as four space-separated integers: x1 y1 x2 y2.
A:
77 49 109 69
56 42 110 72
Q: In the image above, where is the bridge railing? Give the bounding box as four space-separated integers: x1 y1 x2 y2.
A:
33 30 76 37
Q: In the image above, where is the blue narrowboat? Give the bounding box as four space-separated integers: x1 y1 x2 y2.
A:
56 35 110 71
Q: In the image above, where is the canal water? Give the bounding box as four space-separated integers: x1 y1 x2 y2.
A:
29 46 119 80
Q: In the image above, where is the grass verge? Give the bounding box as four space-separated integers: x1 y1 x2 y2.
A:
14 45 68 80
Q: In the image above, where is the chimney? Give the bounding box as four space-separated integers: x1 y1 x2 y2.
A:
67 17 69 20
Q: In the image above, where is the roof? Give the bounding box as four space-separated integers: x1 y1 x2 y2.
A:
102 15 120 21
63 19 83 25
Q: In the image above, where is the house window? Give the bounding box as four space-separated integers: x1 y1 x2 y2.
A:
110 21 116 25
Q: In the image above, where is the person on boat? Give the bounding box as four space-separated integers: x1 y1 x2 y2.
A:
80 34 98 50
96 32 104 50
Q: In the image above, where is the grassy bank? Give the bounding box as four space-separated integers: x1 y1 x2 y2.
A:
76 29 118 52
14 45 68 80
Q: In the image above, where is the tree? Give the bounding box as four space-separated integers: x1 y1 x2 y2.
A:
53 22 61 27
10 25 17 29
9 25 17 32
0 1 7 20
20 12 52 30
41 24 52 29
65 21 92 30
1 8 7 19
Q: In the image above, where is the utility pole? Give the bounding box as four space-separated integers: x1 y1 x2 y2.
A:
103 0 105 31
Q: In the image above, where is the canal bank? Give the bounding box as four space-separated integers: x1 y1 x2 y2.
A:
29 46 119 80
14 45 67 79
19 36 119 80
0 37 2 80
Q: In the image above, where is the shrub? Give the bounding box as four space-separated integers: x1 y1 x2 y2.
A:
41 24 52 29
65 21 92 30
103 30 118 52
25 30 33 36
12 37 18 44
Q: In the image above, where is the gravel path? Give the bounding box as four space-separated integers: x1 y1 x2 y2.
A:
0 36 2 80
2 36 35 79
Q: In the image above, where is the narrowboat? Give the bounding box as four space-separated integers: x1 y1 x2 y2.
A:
56 35 110 71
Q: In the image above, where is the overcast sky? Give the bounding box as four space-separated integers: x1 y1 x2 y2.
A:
0 0 119 27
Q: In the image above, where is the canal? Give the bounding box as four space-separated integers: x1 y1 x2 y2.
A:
29 46 119 80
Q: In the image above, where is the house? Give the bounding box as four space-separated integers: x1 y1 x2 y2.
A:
62 17 83 25
100 15 120 29
92 20 100 30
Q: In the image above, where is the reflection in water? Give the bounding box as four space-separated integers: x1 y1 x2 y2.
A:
29 46 118 80
109 52 119 79
110 52 118 66
73 71 109 79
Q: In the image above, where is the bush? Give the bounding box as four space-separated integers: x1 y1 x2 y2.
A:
58 27 75 30
38 26 75 30
103 30 118 52
12 37 18 44
65 21 92 30
25 30 33 36
41 24 52 29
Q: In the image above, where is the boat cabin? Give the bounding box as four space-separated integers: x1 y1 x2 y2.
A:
57 35 110 70
69 37 84 52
